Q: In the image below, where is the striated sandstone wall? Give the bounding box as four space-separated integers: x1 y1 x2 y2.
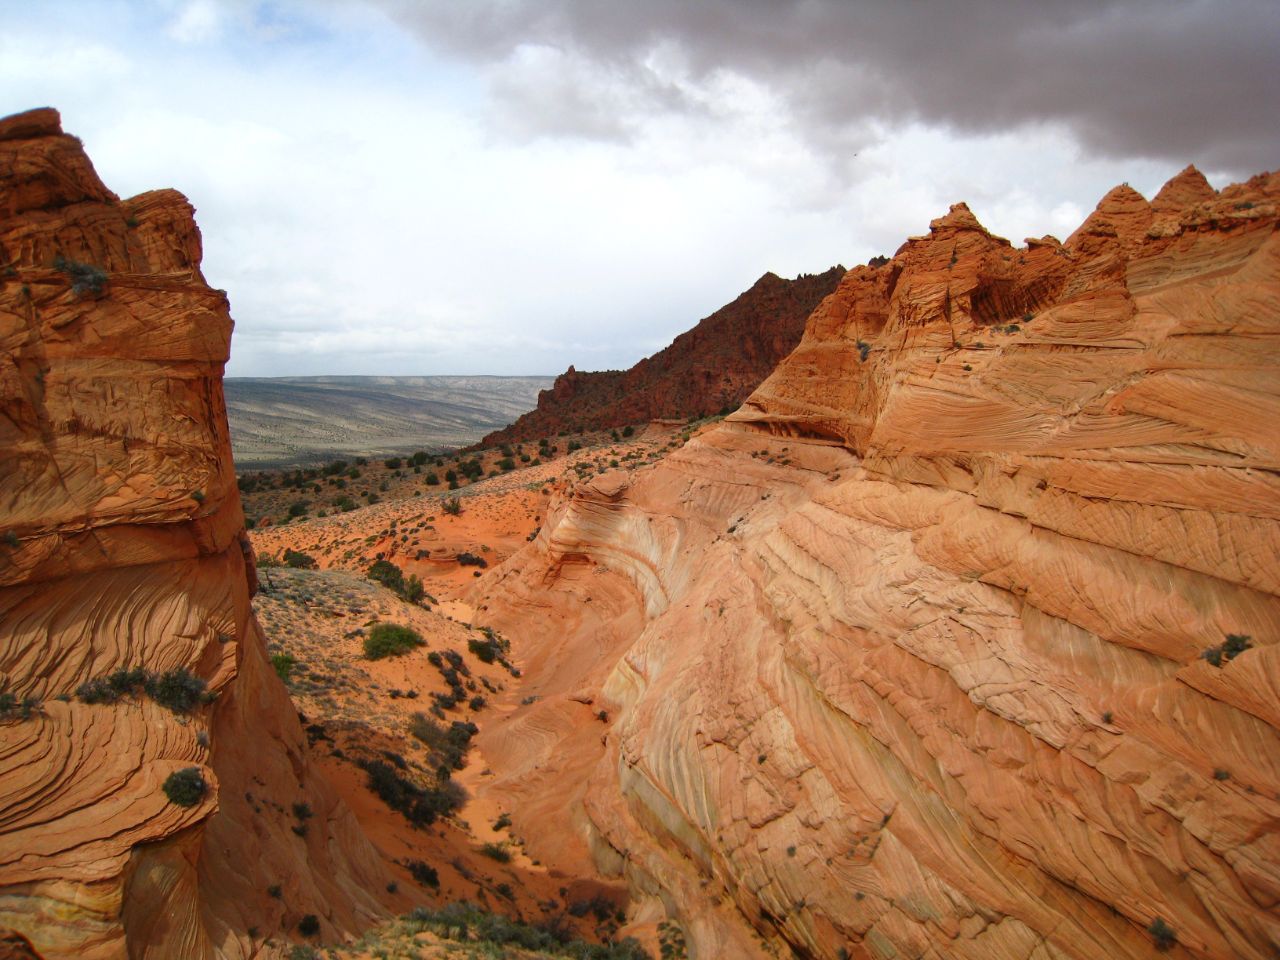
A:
0 109 387 959
473 167 1280 959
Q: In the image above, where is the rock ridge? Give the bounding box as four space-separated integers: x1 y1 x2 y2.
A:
481 265 845 444
0 108 387 959
472 165 1280 959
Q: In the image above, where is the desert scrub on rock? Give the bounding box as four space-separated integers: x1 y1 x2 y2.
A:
53 254 107 297
364 623 424 659
76 667 210 714
162 767 207 806
0 692 41 721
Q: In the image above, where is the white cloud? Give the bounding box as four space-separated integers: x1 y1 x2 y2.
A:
0 1 1264 378
167 0 224 43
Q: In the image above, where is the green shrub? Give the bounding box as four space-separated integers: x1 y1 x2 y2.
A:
358 758 465 825
425 471 439 485
271 653 296 682
367 561 425 604
162 767 207 806
283 548 317 569
287 501 309 517
406 860 439 887
409 714 477 770
442 497 462 516
147 668 208 713
364 623 424 660
479 842 511 863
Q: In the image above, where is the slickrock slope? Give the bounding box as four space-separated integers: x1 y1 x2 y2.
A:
473 167 1280 959
481 266 845 445
0 109 387 959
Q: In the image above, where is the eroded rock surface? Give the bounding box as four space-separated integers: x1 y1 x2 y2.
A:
0 108 387 959
474 167 1280 959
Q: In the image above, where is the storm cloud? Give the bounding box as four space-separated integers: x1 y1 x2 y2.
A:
378 0 1279 174
2 1 1275 378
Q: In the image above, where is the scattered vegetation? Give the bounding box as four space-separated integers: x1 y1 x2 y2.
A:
162 767 207 806
363 623 424 660
406 859 439 887
357 757 465 826
1148 917 1177 952
271 652 296 683
442 497 463 516
1201 633 1252 667
479 841 511 863
366 559 426 603
409 713 477 771
282 548 317 569
658 921 687 959
53 254 107 297
400 903 649 959
0 692 41 722
76 667 210 714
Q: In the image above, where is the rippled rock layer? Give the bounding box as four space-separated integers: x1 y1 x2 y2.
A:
475 166 1280 959
0 109 386 959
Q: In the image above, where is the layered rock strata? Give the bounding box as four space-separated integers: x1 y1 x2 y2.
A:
481 266 845 445
474 167 1280 959
0 109 386 959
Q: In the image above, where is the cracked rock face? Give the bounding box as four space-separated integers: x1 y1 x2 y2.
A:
473 166 1280 959
0 109 386 959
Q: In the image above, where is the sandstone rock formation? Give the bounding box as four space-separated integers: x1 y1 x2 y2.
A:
481 266 845 445
473 167 1280 959
0 109 388 959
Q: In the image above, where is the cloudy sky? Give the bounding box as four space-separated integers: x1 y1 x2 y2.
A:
3 0 1276 377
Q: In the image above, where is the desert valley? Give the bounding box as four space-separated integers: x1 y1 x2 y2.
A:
1 43 1279 960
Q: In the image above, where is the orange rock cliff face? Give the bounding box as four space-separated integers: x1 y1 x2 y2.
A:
0 109 387 958
472 167 1280 958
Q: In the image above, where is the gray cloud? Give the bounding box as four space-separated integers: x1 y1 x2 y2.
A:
375 0 1279 173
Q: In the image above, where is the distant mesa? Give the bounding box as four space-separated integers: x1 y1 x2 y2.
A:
481 265 845 445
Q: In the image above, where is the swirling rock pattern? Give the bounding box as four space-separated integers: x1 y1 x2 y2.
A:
0 109 386 959
474 167 1280 959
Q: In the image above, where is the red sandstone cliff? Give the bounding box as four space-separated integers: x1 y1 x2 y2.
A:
472 166 1280 959
481 266 845 445
0 109 388 959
